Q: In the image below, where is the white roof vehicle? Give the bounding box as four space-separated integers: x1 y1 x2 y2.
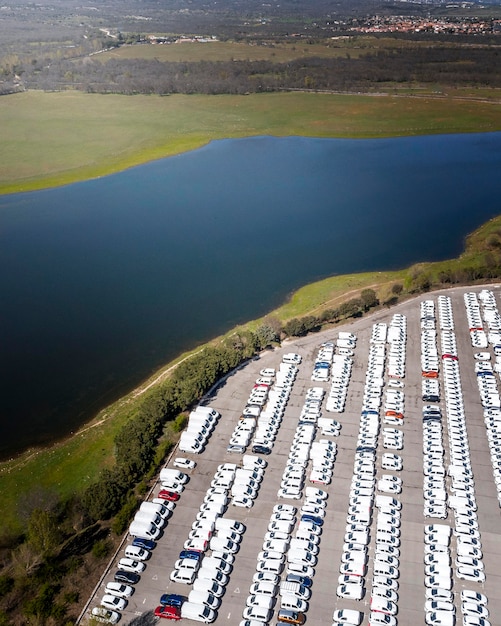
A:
101 594 127 611
332 608 364 625
91 607 120 624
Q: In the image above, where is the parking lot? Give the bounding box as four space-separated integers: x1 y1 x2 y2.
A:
86 285 501 626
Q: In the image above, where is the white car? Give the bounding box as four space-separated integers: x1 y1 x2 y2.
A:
373 576 398 591
369 612 397 626
105 582 134 598
457 566 486 583
425 600 455 613
426 588 453 603
283 353 302 364
332 608 364 625
462 603 489 619
336 583 364 600
252 571 279 585
117 558 145 573
277 487 302 500
173 457 196 470
101 595 127 611
91 607 120 624
372 587 398 603
287 562 314 578
461 590 487 605
232 496 254 508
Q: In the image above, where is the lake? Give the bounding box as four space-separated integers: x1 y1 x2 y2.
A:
1 132 501 459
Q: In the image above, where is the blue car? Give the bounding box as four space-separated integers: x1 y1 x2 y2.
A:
160 593 184 608
179 549 203 561
301 514 323 526
132 537 157 551
286 573 312 588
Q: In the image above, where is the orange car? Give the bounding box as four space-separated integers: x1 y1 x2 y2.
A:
422 370 439 379
385 410 404 420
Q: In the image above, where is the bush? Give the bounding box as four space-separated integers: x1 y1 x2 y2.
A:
91 539 112 559
0 574 14 598
111 495 140 536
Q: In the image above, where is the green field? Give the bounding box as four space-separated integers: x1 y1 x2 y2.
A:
1 90 501 194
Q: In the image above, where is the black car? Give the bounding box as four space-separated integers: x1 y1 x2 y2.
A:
252 444 271 455
423 394 440 403
132 537 157 551
286 573 313 588
114 570 140 585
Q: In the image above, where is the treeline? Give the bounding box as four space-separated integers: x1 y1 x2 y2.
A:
14 45 501 94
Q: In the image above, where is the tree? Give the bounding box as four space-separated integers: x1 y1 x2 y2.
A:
27 509 61 557
360 288 378 311
255 322 280 348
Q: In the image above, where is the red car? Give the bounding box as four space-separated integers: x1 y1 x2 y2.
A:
158 489 180 502
154 605 182 620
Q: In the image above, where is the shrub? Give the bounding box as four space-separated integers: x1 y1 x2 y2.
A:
91 539 112 559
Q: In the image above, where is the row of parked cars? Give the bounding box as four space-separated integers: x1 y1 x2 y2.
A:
332 319 405 626
279 399 336 500
420 310 448 521
468 292 501 508
179 406 221 454
418 294 490 626
325 335 355 413
166 455 268 622
242 356 345 625
250 362 299 454
242 477 329 626
229 361 300 456
90 457 198 622
464 292 489 349
386 315 407 380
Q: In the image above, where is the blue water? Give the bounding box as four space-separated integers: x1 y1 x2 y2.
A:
1 133 501 459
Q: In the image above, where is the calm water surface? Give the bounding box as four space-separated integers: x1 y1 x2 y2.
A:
1 133 501 459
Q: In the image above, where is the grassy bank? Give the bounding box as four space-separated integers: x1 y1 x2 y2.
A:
2 212 501 538
1 90 501 194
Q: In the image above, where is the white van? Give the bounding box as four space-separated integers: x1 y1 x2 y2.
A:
215 518 245 534
179 434 203 453
188 590 220 609
375 495 401 510
280 581 310 600
281 594 307 611
180 601 216 623
134 510 164 528
242 604 273 623
339 331 356 340
128 520 161 539
192 406 220 420
139 501 170 519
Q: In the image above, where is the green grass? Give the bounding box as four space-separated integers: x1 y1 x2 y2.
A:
1 90 501 194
